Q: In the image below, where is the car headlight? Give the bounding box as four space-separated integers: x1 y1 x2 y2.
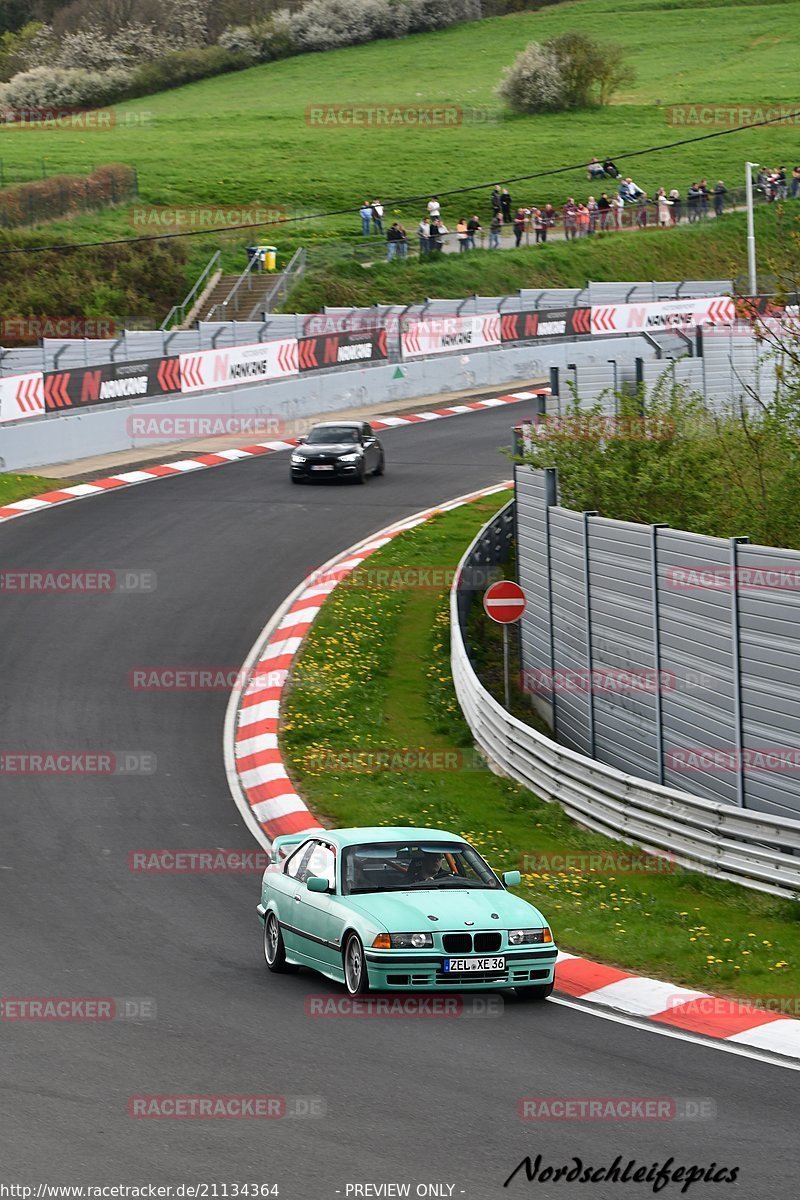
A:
372 932 433 949
290 453 304 463
338 452 360 462
508 927 553 945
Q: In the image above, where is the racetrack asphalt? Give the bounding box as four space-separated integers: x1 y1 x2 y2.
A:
1 399 796 1198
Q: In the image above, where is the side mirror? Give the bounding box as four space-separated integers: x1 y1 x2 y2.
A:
306 876 330 893
502 870 521 887
297 435 307 444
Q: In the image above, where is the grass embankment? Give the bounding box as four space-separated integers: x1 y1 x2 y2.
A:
281 493 800 1003
0 474 72 506
1 0 798 316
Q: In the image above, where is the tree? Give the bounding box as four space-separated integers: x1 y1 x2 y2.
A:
497 31 634 114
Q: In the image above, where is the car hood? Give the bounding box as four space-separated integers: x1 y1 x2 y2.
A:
345 887 547 932
295 442 360 456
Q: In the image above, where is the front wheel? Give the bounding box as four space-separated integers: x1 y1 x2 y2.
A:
263 912 297 973
373 453 385 477
343 933 369 995
353 463 366 485
514 981 554 1002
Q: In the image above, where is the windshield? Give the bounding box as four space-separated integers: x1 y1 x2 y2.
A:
307 426 360 445
342 841 501 895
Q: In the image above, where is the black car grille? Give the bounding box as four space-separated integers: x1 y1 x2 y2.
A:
435 968 507 985
442 933 472 953
442 931 502 953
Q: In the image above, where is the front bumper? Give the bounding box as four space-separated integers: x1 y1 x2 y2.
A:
290 457 362 479
364 948 558 991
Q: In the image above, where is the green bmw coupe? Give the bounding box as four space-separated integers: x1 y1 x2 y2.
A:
257 826 557 1000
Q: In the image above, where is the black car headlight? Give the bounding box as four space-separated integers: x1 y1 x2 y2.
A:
290 452 305 463
337 452 361 463
508 928 552 945
389 932 434 949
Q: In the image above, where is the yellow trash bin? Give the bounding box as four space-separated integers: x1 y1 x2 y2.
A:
259 245 277 271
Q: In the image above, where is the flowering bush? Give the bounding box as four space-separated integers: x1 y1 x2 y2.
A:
0 64 133 108
58 25 167 69
495 42 566 113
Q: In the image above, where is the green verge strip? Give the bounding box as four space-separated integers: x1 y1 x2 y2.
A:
0 474 74 507
281 494 800 1004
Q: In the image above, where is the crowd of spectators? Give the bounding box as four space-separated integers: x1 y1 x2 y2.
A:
358 160 800 258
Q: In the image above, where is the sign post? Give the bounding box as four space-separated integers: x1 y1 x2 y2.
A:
483 581 527 710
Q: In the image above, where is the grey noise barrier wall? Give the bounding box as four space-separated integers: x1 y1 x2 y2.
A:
516 466 800 822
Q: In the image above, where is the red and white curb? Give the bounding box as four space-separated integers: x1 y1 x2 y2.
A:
0 389 546 527
224 484 800 1065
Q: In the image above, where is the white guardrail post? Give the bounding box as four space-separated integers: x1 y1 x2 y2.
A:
450 500 800 900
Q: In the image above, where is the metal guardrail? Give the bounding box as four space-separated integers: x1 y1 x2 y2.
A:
161 250 221 331
256 247 306 317
451 500 800 899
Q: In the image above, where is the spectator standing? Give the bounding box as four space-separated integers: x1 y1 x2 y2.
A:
697 180 709 219
431 216 447 252
427 196 441 219
713 181 727 217
489 211 502 249
657 188 672 227
512 208 526 247
562 197 578 240
597 192 611 230
611 192 624 228
532 207 545 243
791 167 800 199
371 199 384 234
576 202 590 237
491 186 502 218
456 217 469 252
669 188 682 224
587 195 599 233
776 167 788 200
543 203 556 237
687 183 700 223
397 223 408 257
418 216 430 254
359 200 372 235
467 214 481 248
501 188 512 223
636 193 648 228
386 223 401 260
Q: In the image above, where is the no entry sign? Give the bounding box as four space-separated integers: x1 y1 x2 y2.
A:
483 580 526 624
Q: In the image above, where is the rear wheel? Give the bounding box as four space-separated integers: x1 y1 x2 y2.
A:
263 912 297 973
343 934 369 995
514 982 554 1002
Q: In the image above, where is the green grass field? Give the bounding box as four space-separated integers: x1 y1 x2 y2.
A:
281 496 800 1003
1 0 798 294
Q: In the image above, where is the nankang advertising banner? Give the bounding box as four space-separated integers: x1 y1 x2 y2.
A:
298 329 388 372
500 308 591 343
400 314 501 359
591 296 735 335
0 372 44 423
180 340 299 394
43 357 181 413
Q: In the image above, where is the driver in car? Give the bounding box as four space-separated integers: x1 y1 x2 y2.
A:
406 851 449 884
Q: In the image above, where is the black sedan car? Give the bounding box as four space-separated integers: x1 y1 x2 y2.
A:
290 421 385 484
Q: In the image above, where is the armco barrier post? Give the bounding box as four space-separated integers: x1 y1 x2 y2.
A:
650 524 670 785
730 536 750 808
583 510 599 758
